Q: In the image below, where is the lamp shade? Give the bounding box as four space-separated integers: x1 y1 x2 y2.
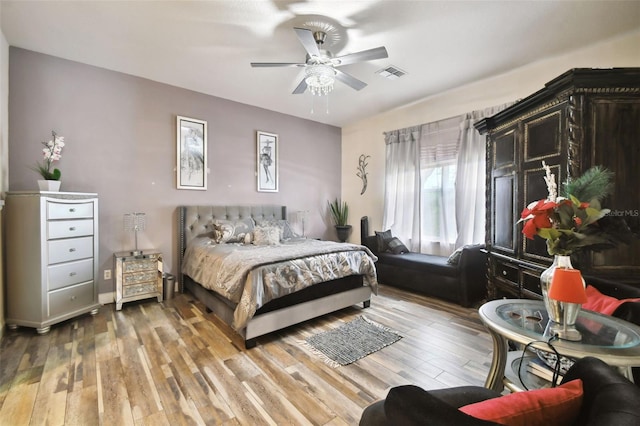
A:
548 268 587 304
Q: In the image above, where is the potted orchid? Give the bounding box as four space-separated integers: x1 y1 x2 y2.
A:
34 131 65 191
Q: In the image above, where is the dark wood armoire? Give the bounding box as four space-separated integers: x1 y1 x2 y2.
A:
475 68 640 300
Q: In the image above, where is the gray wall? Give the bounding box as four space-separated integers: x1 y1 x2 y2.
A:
8 47 342 300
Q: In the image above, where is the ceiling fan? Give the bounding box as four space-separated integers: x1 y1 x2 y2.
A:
251 26 388 96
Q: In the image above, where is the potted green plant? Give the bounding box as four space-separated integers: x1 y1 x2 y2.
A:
328 198 351 242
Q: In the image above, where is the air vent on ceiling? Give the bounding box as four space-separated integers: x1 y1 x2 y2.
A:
376 66 407 80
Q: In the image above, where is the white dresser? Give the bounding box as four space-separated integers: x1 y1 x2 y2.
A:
5 191 100 334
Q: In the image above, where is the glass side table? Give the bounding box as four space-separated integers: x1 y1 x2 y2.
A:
479 299 640 392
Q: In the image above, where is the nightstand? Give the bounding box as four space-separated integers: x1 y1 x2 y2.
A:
114 250 163 310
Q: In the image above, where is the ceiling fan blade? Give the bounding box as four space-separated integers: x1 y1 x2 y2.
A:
335 69 367 91
292 77 308 94
294 27 320 57
334 46 388 66
251 62 305 68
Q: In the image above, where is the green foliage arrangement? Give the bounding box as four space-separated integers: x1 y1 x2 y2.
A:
328 198 349 226
519 162 630 255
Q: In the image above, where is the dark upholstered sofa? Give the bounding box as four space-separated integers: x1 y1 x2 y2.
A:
361 216 487 307
359 356 640 426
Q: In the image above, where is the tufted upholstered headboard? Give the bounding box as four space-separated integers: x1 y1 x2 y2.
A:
178 205 286 291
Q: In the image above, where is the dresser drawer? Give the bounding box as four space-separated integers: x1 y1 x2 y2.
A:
47 201 94 220
494 260 519 285
48 281 95 317
48 219 94 240
48 236 93 264
48 258 94 291
522 270 543 296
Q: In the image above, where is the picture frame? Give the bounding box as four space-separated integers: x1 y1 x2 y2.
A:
257 131 278 192
177 115 207 190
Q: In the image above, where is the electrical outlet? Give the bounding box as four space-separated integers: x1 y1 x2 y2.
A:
104 269 112 280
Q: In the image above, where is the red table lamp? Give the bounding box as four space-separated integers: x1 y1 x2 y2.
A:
549 268 587 304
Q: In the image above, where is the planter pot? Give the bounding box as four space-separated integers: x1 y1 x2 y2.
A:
37 179 61 192
335 225 352 243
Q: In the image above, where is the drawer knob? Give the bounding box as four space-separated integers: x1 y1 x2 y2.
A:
70 296 77 301
69 272 77 276
69 208 76 212
69 227 76 231
502 270 507 276
69 248 76 252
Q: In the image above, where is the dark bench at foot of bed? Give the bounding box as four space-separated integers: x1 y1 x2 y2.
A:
361 216 487 307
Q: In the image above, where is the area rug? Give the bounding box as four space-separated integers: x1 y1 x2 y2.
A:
302 316 402 368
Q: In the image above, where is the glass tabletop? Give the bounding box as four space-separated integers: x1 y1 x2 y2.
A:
493 300 640 349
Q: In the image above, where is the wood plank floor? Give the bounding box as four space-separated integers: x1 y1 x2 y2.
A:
0 285 494 425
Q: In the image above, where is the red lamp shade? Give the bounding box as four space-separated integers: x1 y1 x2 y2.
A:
548 268 587 304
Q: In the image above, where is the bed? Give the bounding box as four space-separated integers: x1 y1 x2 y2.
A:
178 205 378 348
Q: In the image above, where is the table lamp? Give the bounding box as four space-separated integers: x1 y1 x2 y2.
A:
547 268 587 341
124 212 146 256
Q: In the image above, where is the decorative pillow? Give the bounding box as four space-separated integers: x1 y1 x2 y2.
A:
459 379 583 426
375 230 393 252
243 232 253 245
211 218 255 243
256 219 297 240
447 247 464 264
582 285 640 316
253 225 282 246
385 237 409 254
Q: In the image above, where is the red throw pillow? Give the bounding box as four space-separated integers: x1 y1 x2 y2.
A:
459 379 583 426
582 285 640 316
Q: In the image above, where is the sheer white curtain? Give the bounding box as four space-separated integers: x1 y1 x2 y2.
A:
455 103 514 248
382 126 421 251
418 117 461 255
383 103 513 255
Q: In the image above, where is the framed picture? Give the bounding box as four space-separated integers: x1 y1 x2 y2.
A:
177 116 207 190
257 131 278 192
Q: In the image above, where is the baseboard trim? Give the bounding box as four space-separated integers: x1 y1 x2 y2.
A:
99 292 115 305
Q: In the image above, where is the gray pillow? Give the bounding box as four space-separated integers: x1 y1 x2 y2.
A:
447 247 464 264
385 237 409 254
375 230 393 252
212 218 255 243
256 219 297 240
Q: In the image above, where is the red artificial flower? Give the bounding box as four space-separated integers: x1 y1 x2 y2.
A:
520 200 556 240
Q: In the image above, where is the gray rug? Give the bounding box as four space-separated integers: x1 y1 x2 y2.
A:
303 316 402 367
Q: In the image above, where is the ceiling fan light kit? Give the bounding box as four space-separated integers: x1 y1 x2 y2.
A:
305 64 336 96
251 18 388 99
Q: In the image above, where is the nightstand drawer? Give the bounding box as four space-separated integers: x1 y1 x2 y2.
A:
48 258 94 290
123 282 159 297
123 270 158 285
49 281 95 317
123 257 158 273
48 219 94 239
47 201 94 220
48 236 93 264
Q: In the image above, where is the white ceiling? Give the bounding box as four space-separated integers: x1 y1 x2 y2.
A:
2 1 639 127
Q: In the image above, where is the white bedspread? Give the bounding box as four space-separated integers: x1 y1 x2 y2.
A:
182 238 378 330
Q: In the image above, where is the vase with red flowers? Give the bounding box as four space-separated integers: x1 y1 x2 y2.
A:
518 162 628 339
